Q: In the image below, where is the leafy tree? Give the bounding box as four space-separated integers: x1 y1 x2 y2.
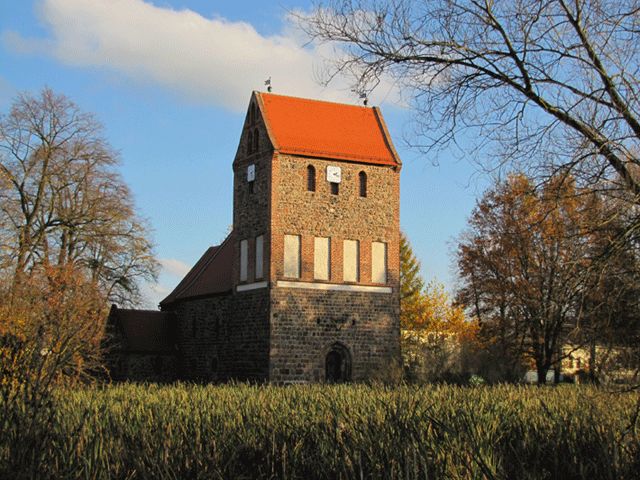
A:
455 173 637 383
0 88 158 306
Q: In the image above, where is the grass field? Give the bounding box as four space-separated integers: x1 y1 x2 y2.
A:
2 383 639 479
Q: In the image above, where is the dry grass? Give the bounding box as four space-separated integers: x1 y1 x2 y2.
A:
2 383 638 479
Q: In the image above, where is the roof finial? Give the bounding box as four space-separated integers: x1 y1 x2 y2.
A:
353 88 369 106
265 77 272 93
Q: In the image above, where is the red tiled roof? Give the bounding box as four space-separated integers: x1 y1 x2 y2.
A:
257 92 400 166
110 307 175 353
160 233 234 306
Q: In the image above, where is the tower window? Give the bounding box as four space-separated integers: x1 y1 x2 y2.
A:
247 131 254 154
240 239 248 282
314 237 330 280
284 234 301 278
359 171 367 197
330 182 339 195
371 241 387 284
307 165 316 192
249 102 257 125
255 235 264 279
253 129 259 153
343 240 359 282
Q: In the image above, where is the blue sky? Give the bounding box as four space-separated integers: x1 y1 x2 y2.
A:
0 0 488 306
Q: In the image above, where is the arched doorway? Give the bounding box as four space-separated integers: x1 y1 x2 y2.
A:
325 343 352 383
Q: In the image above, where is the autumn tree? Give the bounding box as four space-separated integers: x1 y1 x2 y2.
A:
0 263 107 475
455 173 632 383
400 232 477 381
0 88 158 306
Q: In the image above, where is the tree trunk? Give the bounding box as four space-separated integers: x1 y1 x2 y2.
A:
536 363 549 385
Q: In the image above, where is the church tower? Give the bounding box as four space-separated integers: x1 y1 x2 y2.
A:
231 92 401 382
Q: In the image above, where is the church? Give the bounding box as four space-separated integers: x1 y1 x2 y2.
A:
107 91 402 383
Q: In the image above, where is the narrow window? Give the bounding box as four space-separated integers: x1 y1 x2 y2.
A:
371 241 387 284
247 131 253 154
307 165 316 192
314 237 330 280
343 240 359 282
249 104 254 124
284 234 301 278
359 171 367 197
255 235 264 279
253 129 259 153
240 239 248 282
331 182 339 195
248 181 254 194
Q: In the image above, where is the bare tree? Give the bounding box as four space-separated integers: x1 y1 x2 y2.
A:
302 0 640 203
0 88 158 306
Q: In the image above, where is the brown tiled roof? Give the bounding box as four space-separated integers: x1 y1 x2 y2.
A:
160 233 234 306
109 307 175 353
257 92 400 166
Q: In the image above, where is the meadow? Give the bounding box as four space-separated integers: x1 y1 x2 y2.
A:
1 383 638 479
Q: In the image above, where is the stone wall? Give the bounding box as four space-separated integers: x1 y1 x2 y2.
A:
170 295 229 381
270 288 400 382
168 290 270 382
225 289 271 381
118 353 178 383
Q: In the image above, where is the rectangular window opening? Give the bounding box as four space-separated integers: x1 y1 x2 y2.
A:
371 241 387 284
255 235 264 279
314 237 330 280
330 182 339 195
343 240 359 282
240 239 248 282
284 234 301 279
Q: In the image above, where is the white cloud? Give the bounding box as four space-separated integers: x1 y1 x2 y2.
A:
158 257 191 278
4 0 381 111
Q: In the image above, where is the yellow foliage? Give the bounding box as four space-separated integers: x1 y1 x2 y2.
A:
401 280 479 345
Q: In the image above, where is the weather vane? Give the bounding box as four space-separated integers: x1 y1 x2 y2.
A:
265 77 272 93
352 88 368 106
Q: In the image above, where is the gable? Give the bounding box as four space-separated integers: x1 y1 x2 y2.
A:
256 92 400 166
160 233 234 306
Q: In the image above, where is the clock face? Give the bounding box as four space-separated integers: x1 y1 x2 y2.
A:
326 165 341 183
247 164 255 182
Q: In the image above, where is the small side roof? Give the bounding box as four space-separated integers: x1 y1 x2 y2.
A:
160 232 234 306
109 307 175 353
256 92 400 166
